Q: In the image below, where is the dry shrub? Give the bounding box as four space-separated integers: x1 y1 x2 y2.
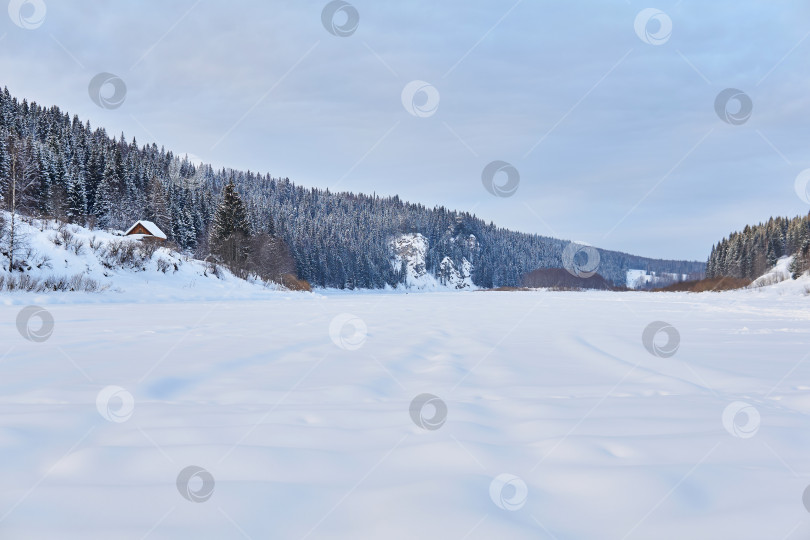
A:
50 225 84 255
204 261 222 278
0 273 105 292
155 258 171 273
102 240 145 269
88 236 102 252
482 286 531 292
279 273 311 291
138 237 162 258
653 276 751 292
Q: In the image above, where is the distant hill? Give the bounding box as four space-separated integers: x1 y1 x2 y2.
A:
706 213 810 280
521 268 614 290
0 87 703 289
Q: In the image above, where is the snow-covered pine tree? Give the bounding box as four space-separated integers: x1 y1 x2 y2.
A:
95 145 125 229
146 176 171 235
211 180 250 240
66 148 87 223
85 146 103 215
209 179 251 269
178 207 196 249
32 147 51 216
66 175 87 223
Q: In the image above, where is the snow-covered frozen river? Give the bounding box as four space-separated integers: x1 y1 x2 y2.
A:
2 289 810 539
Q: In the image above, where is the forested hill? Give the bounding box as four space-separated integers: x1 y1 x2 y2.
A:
706 214 810 280
0 87 703 288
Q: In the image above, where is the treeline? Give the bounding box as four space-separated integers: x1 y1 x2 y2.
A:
521 268 614 290
706 214 810 279
0 87 704 288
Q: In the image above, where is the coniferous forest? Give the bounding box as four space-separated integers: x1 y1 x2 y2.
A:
706 214 810 280
0 88 705 288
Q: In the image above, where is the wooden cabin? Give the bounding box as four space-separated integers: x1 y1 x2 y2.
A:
124 220 167 240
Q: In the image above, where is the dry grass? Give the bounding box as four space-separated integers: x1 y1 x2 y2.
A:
0 273 106 292
653 276 751 292
280 274 312 291
481 276 751 293
482 286 532 292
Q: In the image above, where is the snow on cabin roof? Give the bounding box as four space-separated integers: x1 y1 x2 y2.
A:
124 220 167 239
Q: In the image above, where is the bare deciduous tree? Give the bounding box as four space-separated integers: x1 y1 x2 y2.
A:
5 139 38 271
246 233 296 281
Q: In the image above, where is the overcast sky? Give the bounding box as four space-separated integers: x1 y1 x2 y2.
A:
2 0 810 261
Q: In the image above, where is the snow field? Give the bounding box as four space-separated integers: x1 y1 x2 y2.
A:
0 288 809 538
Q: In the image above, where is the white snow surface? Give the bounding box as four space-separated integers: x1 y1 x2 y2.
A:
626 269 689 289
2 285 810 538
751 256 794 288
626 268 650 288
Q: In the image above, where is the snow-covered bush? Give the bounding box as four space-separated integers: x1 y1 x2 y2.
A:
0 272 104 292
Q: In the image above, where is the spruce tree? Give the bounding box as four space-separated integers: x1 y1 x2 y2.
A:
96 146 124 228
66 149 87 222
66 176 87 223
211 180 250 241
146 176 171 233
209 180 251 269
34 148 51 215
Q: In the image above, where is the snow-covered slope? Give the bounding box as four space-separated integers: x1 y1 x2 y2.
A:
626 268 689 289
750 256 794 288
390 233 431 287
747 256 810 295
389 233 475 290
439 256 474 289
0 213 284 301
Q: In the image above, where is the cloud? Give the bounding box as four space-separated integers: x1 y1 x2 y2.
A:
2 0 809 260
